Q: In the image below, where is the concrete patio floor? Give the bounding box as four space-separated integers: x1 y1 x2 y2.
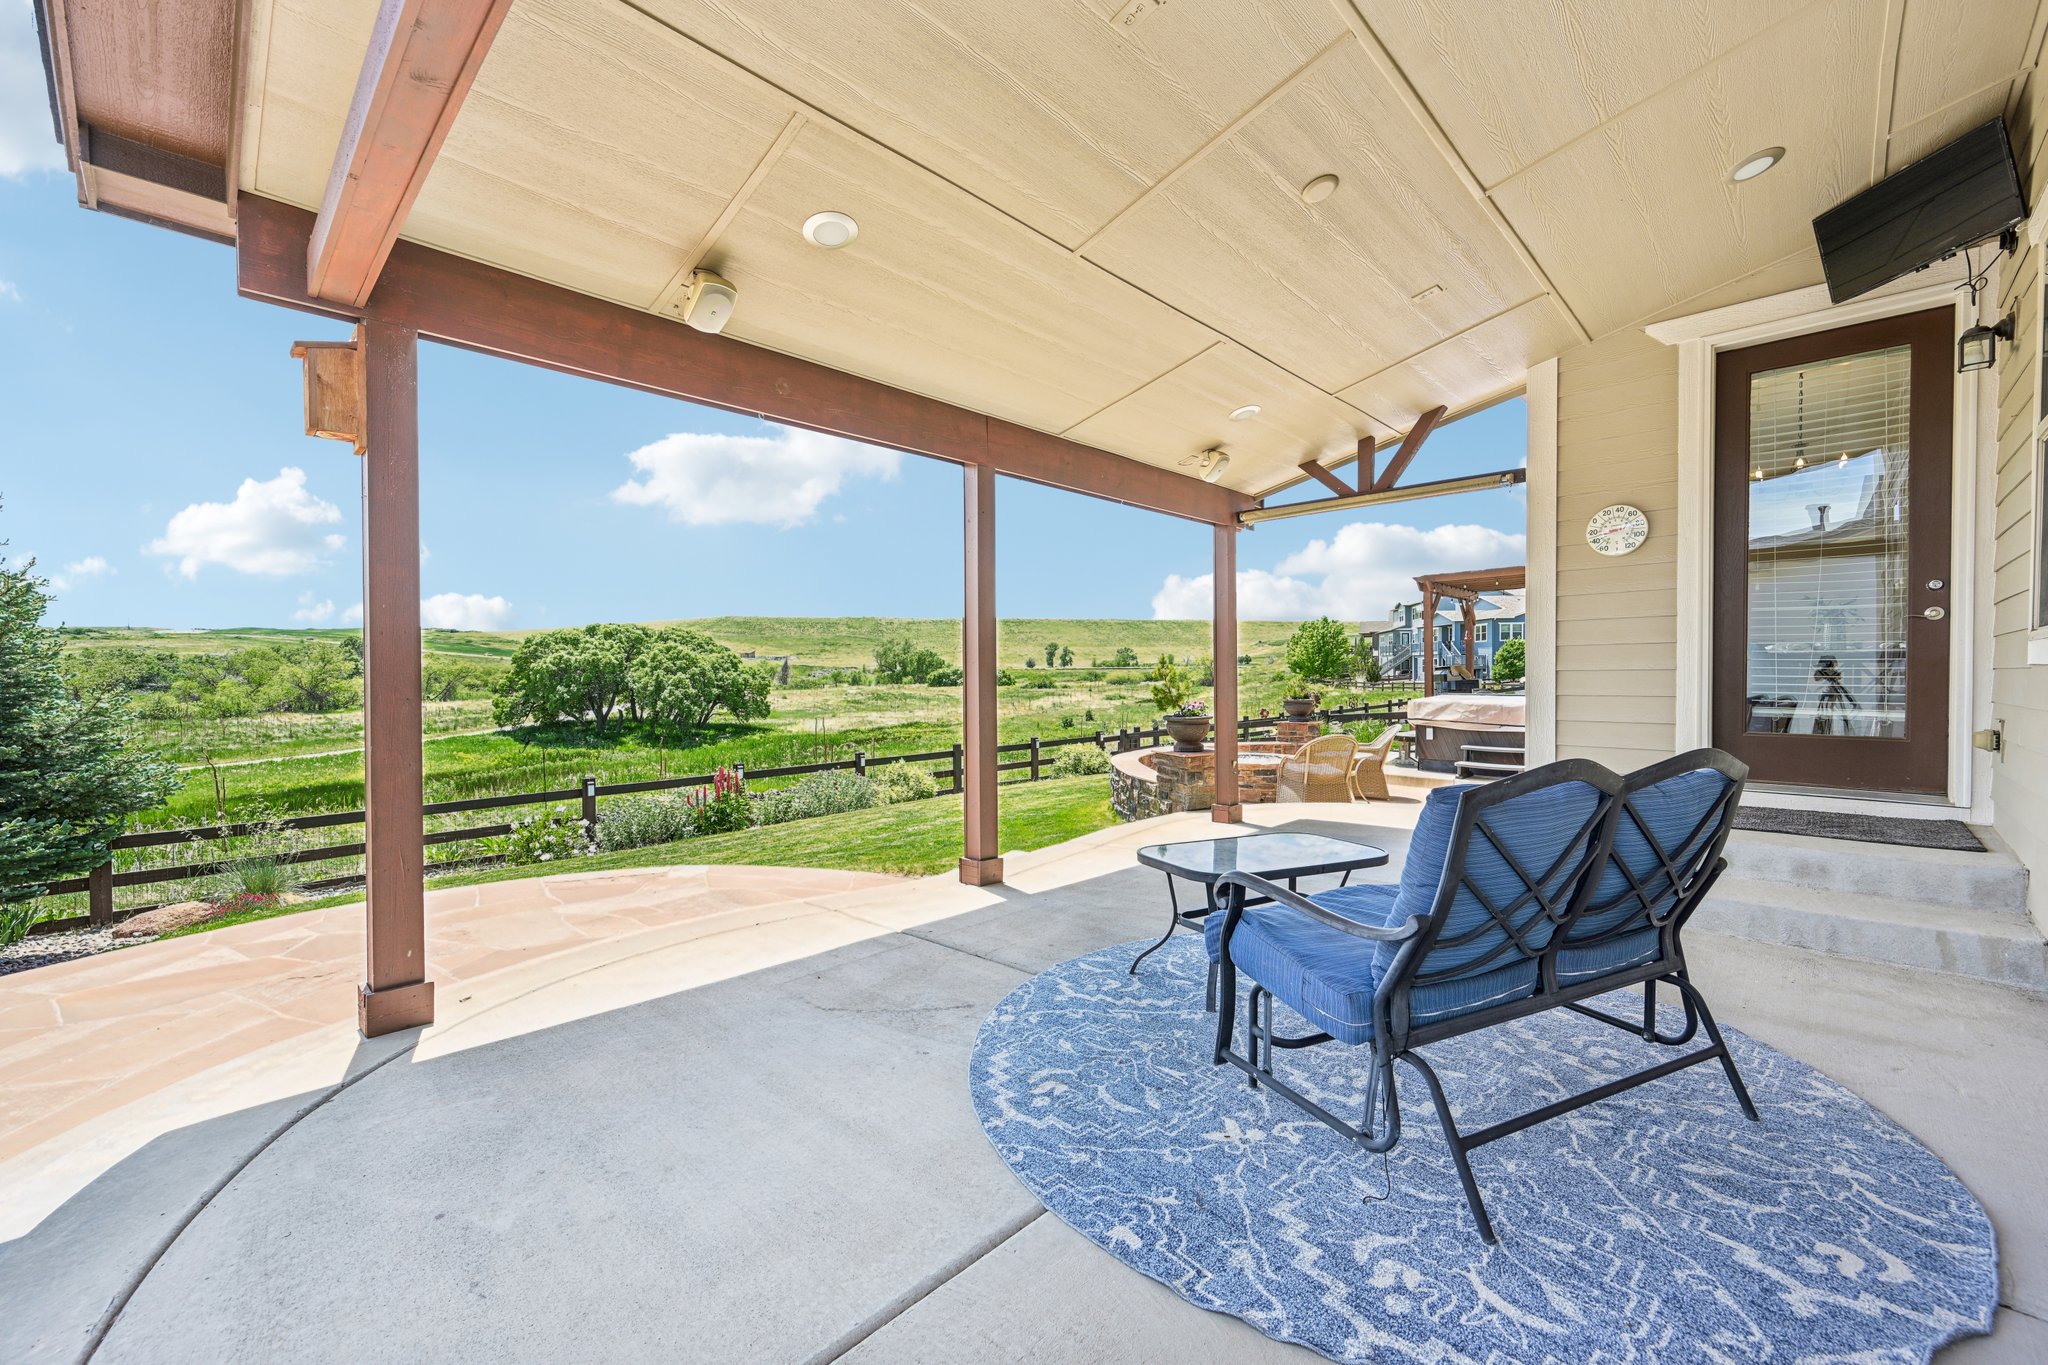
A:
2 796 2043 1363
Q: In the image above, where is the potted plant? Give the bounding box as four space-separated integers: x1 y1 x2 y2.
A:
1164 698 1212 753
1281 689 1319 719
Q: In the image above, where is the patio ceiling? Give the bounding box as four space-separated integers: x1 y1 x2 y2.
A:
45 0 2045 497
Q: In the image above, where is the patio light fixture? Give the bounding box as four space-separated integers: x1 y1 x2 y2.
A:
1730 147 1784 182
1957 314 2014 372
802 211 859 248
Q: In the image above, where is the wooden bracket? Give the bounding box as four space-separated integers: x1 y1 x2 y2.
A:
1297 458 1354 497
291 325 366 452
1372 404 1448 492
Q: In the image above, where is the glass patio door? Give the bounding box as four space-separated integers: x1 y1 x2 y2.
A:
1712 308 1954 794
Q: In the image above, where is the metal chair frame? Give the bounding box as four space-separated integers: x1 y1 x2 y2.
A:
1210 751 1758 1243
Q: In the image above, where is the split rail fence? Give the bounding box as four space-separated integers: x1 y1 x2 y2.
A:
37 703 1406 934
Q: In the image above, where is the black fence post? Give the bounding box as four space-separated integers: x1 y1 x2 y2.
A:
1028 737 1041 781
854 751 867 778
950 744 964 795
581 776 598 837
88 860 114 927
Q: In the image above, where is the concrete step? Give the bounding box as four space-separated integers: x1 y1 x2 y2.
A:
1696 875 2048 995
1455 760 1523 777
1462 744 1526 757
1724 829 2029 915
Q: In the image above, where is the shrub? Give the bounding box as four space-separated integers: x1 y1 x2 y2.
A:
1148 656 1194 714
493 805 596 865
1049 745 1111 777
870 763 938 803
1492 638 1526 683
595 792 700 852
926 666 964 687
195 810 309 907
756 770 880 825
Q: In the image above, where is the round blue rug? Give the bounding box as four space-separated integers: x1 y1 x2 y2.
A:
969 936 1998 1363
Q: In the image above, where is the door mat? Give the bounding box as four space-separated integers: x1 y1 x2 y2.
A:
1733 805 1987 851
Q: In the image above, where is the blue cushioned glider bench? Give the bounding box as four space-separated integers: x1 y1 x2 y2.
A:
1209 750 1757 1243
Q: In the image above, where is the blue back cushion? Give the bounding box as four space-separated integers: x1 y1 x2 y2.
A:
1572 767 1733 944
1390 778 1607 994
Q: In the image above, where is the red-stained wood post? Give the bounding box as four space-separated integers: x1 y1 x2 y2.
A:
357 319 434 1036
1212 524 1242 823
960 465 1003 885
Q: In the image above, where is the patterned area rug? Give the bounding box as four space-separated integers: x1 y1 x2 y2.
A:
970 937 1998 1363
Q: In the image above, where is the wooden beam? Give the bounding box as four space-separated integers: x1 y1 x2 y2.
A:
241 198 1245 525
1372 405 1448 491
1355 435 1376 492
306 0 514 306
1211 525 1241 824
356 319 434 1037
1297 458 1353 498
959 464 1002 886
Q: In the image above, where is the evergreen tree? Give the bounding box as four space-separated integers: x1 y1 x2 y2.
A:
1 543 177 941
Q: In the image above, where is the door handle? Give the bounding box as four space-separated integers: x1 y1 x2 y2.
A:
1921 606 1946 621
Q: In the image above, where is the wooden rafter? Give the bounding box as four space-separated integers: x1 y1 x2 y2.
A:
306 0 514 306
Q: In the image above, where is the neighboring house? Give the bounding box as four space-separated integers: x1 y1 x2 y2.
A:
1370 591 1526 681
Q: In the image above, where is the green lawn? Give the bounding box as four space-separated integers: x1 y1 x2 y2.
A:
163 775 1119 938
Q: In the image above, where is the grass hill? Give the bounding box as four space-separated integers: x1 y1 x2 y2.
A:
61 617 1314 667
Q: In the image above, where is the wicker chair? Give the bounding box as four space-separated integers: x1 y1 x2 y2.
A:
1350 727 1398 801
1275 734 1359 803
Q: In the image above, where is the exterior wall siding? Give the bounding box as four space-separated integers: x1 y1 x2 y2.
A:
1551 328 1680 772
1993 69 2048 929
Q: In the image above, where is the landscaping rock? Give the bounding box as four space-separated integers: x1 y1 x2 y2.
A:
112 900 222 938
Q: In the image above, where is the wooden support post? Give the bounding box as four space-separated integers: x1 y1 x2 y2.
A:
356 320 433 1038
1212 525 1241 823
1422 584 1437 698
87 860 113 927
960 466 1003 885
1462 600 1477 679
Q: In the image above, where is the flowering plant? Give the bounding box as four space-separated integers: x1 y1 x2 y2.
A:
1176 698 1210 717
494 804 597 866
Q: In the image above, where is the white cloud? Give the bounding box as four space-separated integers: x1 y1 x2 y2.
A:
0 2 65 178
341 602 363 626
610 425 900 529
421 592 512 631
0 280 20 303
147 468 345 579
1152 520 1526 622
292 592 337 624
48 554 112 591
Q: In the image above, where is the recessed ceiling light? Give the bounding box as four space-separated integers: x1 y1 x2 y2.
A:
1730 148 1784 183
1300 174 1340 204
1229 404 1261 421
802 210 859 248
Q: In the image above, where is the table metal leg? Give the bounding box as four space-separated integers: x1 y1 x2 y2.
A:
1129 873 1187 975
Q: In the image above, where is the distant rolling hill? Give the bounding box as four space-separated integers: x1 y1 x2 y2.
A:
60 617 1312 667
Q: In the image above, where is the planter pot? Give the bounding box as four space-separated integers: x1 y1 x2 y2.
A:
1164 714 1212 753
1281 697 1317 719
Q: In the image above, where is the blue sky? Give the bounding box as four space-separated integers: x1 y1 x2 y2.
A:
0 5 1524 630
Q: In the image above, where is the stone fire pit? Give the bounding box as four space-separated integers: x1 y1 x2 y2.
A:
1110 719 1324 821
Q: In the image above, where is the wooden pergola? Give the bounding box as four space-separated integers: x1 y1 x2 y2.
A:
1413 565 1526 697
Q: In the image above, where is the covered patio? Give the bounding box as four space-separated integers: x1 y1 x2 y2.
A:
3 802 2043 1361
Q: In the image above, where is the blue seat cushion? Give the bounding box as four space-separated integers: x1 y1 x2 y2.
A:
1575 767 1732 944
1204 881 1397 963
1220 887 1402 1045
1555 927 1661 984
